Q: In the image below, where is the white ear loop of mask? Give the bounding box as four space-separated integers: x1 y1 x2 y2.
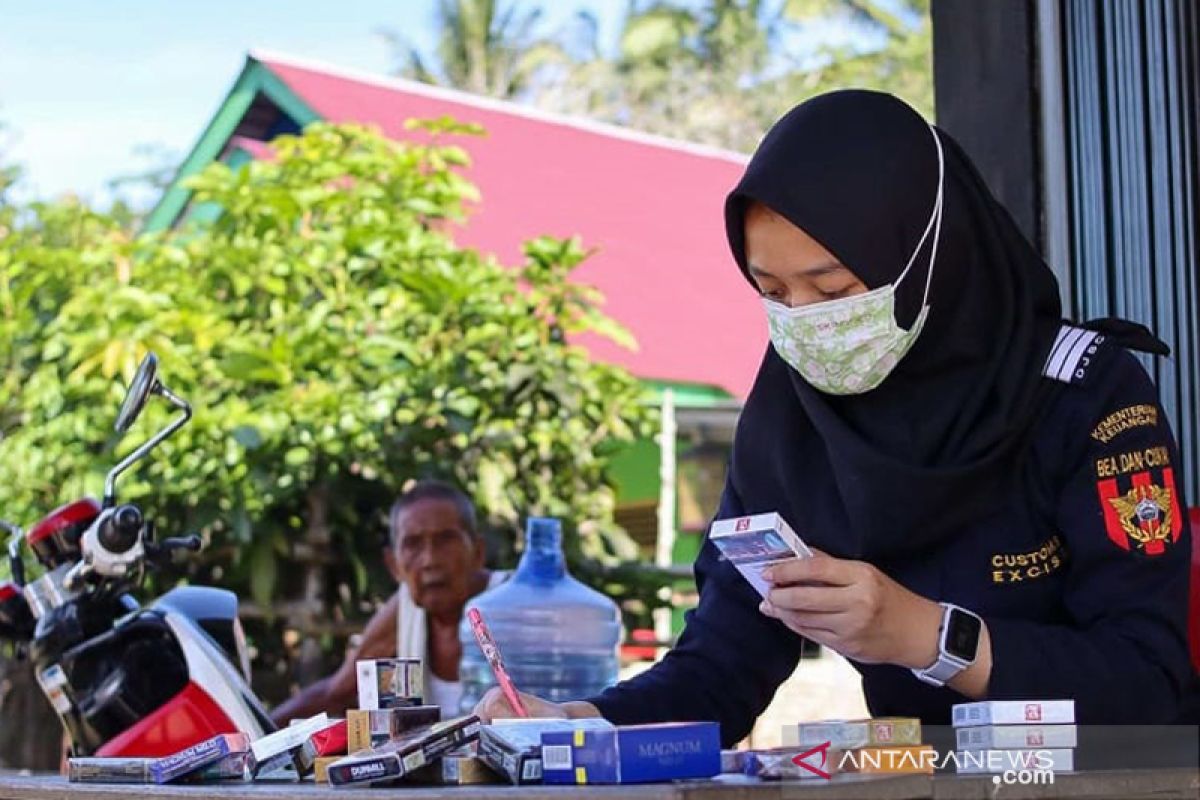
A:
895 122 945 309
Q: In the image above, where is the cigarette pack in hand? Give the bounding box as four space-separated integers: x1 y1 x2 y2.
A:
709 512 812 598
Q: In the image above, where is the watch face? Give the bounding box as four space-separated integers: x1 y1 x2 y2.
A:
945 609 982 661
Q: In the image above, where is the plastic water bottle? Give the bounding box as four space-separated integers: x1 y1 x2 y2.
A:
457 517 622 713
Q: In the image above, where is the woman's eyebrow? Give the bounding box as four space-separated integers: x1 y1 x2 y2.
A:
749 261 844 279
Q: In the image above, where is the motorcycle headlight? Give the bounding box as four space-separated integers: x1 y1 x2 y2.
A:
232 616 252 684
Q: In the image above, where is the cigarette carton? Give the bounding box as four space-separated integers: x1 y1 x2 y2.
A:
708 513 812 599
356 658 423 710
952 700 1075 727
326 715 481 786
478 718 614 784
954 748 1075 774
955 724 1078 750
346 706 441 752
837 745 937 774
782 718 922 749
541 721 720 785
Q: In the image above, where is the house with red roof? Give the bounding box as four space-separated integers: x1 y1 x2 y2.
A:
146 51 765 605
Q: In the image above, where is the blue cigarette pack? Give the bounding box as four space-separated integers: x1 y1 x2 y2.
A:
540 722 720 784
150 732 250 783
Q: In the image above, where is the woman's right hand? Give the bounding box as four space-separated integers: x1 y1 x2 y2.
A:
472 686 602 722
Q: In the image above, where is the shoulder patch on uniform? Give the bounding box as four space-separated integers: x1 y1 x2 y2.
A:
1042 324 1106 384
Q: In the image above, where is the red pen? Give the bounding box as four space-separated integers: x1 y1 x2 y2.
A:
467 607 530 718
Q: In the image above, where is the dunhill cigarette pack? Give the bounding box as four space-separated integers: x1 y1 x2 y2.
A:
782 718 922 749
708 513 812 599
956 724 1078 750
540 721 721 785
326 715 481 786
355 658 423 710
952 700 1075 727
838 745 936 774
478 718 615 784
346 705 441 752
954 748 1075 774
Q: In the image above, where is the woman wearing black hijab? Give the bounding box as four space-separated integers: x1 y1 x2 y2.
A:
474 91 1195 743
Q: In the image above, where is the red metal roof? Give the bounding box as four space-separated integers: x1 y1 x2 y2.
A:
255 52 765 399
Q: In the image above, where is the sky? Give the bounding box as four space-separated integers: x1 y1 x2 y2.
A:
0 1 872 206
0 0 627 204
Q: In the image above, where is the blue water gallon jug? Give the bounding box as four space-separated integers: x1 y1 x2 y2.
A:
457 517 622 713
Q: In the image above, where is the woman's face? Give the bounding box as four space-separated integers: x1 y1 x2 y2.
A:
743 201 868 308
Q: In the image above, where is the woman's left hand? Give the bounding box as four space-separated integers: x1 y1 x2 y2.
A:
759 551 943 668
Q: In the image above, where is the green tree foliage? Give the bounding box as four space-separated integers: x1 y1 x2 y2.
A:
381 0 568 98
389 0 931 153
0 120 655 692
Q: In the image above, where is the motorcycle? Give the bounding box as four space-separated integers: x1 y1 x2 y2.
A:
0 352 273 757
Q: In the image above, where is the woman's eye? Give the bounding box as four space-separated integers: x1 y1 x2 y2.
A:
763 289 785 301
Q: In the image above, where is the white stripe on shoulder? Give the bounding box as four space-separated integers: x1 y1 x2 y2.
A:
1043 324 1106 384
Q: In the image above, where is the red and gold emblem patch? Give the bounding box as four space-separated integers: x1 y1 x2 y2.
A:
1096 468 1182 556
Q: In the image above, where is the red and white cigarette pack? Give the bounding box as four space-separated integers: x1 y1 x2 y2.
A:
708 512 811 599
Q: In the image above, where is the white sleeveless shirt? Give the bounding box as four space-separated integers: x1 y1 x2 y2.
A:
396 570 509 717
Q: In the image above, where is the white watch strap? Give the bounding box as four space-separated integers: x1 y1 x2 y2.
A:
911 603 976 687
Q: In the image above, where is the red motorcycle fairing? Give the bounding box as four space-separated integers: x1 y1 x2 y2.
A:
26 498 101 568
96 682 235 758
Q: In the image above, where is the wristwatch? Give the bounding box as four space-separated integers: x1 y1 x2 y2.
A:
911 602 982 687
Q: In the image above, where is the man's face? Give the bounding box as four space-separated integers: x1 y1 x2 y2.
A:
389 498 483 617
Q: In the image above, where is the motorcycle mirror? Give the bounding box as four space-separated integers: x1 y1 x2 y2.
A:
115 352 160 434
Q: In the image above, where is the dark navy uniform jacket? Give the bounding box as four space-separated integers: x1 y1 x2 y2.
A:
590 328 1196 746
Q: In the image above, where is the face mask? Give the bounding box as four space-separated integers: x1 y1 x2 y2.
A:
763 124 944 395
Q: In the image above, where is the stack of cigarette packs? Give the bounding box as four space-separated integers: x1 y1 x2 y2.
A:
767 717 930 778
326 716 482 786
540 721 721 785
952 700 1076 774
68 733 251 784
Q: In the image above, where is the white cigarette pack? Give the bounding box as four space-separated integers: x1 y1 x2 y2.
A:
708 512 812 599
249 713 330 774
952 700 1075 728
956 724 1077 750
954 748 1074 774
356 658 423 710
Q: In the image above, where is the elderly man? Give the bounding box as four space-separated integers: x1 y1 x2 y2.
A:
271 481 506 721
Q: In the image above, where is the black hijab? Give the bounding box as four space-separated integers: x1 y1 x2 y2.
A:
724 90 1067 560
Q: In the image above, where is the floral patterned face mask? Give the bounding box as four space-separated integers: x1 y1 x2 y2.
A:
762 124 944 396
